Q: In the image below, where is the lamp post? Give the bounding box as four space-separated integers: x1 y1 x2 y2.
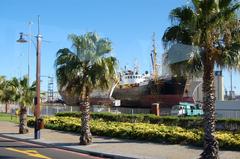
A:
17 16 42 139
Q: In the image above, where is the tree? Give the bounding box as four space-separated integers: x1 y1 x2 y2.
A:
162 1 240 158
55 32 117 145
0 76 5 98
0 76 16 113
10 76 36 134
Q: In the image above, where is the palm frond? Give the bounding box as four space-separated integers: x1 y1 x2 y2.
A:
55 32 118 101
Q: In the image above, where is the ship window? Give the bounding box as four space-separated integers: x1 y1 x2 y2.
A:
130 76 132 79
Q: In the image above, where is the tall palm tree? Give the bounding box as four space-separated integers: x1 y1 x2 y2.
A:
55 32 117 145
162 1 240 158
10 76 36 134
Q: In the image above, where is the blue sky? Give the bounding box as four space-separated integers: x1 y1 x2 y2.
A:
0 0 239 94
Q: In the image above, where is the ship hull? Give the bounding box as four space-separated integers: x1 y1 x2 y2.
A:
117 94 183 108
112 77 188 108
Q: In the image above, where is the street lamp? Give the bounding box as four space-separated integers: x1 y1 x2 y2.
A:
17 16 42 139
17 21 33 84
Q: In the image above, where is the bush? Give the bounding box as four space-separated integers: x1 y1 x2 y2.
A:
55 112 240 131
27 116 240 150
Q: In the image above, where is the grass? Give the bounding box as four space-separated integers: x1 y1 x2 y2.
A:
0 112 19 123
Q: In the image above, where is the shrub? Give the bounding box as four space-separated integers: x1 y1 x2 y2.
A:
55 112 240 131
27 116 240 150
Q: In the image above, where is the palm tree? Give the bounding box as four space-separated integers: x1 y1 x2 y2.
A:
2 82 16 114
0 76 7 112
55 32 117 145
0 76 5 98
10 76 36 134
162 1 240 158
0 76 16 113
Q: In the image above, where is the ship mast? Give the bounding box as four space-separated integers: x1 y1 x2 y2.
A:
150 32 158 82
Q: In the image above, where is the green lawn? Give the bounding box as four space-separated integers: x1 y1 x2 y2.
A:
0 112 19 123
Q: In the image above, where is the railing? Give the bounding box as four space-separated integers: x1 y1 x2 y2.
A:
0 104 19 113
0 103 79 116
91 105 151 114
27 105 80 116
1 103 240 119
216 109 240 119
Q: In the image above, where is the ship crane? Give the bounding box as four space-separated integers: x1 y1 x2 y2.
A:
150 32 159 83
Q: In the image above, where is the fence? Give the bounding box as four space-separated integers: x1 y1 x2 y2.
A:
0 104 19 113
91 105 151 114
0 103 80 116
0 104 151 116
0 103 240 119
216 109 240 119
27 105 80 116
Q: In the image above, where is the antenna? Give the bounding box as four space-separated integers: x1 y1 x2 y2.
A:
38 15 40 35
133 58 139 74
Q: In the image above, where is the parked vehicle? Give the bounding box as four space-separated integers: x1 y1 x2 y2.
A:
171 102 203 116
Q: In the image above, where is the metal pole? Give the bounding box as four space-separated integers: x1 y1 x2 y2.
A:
27 22 32 84
34 16 42 139
230 70 233 100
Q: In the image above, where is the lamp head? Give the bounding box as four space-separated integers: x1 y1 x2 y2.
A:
17 32 27 43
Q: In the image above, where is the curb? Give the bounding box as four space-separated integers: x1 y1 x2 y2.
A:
0 134 136 159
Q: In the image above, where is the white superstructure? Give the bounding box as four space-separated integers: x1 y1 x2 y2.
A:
119 70 150 87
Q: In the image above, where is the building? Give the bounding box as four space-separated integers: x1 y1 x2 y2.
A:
164 43 224 102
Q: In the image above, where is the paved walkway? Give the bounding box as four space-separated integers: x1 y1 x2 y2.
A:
0 121 239 159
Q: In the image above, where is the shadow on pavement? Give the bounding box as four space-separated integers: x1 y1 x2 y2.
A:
93 141 132 144
0 133 19 135
0 155 24 159
0 139 16 143
184 145 202 150
0 145 46 148
49 130 79 137
51 143 79 146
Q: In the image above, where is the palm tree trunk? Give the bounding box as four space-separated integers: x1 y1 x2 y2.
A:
19 106 29 134
200 51 219 159
5 102 8 113
79 94 92 145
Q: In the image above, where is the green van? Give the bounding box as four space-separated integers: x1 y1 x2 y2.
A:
171 102 203 116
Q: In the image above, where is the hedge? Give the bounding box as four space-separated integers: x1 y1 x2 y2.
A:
27 116 240 150
55 112 240 131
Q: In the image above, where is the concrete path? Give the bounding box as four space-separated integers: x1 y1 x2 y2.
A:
0 121 239 159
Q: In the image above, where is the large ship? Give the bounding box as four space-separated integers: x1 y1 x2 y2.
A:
60 34 202 109
111 68 190 109
112 34 201 110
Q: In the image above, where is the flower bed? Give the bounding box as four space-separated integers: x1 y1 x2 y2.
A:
27 116 240 150
55 112 240 131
